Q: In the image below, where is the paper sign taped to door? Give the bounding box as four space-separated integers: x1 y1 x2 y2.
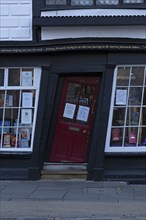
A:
63 103 76 119
77 105 90 122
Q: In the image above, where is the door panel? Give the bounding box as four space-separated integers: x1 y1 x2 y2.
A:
49 77 101 162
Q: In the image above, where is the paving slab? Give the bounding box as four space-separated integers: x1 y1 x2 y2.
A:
0 180 145 220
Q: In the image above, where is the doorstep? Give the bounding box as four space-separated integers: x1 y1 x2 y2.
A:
41 163 88 180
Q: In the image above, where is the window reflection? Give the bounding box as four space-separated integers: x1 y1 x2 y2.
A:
116 67 130 86
130 67 144 86
66 83 81 104
126 107 140 126
8 69 20 86
128 87 142 105
112 107 125 126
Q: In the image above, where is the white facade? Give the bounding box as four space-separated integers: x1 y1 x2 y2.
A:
42 26 146 40
0 0 32 41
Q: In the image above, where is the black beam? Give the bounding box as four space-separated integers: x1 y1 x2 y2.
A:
34 16 146 27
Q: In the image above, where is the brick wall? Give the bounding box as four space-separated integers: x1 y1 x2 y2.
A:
0 0 32 41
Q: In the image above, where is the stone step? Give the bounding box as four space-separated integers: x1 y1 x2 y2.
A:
41 163 87 180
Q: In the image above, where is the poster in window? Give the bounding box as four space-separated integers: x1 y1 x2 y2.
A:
63 103 76 119
21 71 32 86
116 89 127 105
20 128 30 140
21 109 32 124
20 139 29 148
3 134 11 147
0 120 10 133
76 105 90 122
22 92 33 107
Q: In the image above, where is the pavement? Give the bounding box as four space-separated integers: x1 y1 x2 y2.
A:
0 180 146 220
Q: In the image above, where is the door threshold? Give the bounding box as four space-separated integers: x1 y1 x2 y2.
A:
43 162 87 171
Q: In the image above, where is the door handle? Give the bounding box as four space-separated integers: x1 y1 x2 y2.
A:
83 130 87 134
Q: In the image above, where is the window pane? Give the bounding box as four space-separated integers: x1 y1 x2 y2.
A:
96 0 119 4
0 69 4 86
124 127 138 146
112 107 126 126
79 85 95 106
71 0 93 5
66 83 81 104
128 87 142 105
6 90 20 107
143 87 146 105
116 67 130 86
130 67 144 86
0 90 5 107
123 0 144 3
110 128 123 146
141 107 146 125
8 69 20 86
46 0 67 5
4 108 19 127
0 109 3 122
138 127 146 146
126 107 140 126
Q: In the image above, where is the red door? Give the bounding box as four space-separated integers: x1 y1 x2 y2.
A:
50 77 101 162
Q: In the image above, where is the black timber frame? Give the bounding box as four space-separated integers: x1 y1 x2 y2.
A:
34 16 146 27
0 43 146 180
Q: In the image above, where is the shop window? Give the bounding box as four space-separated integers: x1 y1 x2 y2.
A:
105 65 146 152
0 68 41 152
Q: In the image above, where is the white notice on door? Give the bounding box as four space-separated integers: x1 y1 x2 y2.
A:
63 103 76 119
77 105 90 122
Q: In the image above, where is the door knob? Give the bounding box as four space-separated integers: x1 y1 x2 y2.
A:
83 130 87 134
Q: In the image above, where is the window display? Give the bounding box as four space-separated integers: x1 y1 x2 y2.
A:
0 68 41 152
106 65 146 152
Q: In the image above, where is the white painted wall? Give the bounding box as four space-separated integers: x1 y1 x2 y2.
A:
0 0 32 41
41 9 146 40
42 26 146 40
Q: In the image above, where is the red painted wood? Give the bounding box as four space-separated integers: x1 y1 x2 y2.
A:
49 77 101 162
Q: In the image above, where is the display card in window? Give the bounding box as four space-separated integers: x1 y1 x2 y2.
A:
21 71 33 86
